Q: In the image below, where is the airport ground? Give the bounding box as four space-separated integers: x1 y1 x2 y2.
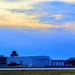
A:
0 70 75 75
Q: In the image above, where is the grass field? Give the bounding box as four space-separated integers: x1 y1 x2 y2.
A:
0 70 75 75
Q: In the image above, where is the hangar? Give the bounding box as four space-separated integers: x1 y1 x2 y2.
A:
7 50 52 67
0 50 75 67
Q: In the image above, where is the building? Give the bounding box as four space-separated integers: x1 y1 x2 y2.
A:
0 50 75 67
0 55 7 66
7 56 52 67
65 57 75 66
10 50 18 57
7 50 52 67
52 60 65 66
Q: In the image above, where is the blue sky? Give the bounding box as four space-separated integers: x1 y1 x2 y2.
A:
0 0 75 59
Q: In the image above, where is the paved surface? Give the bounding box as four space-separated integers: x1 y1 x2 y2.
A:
0 68 75 70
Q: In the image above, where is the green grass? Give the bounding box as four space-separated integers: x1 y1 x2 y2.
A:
0 70 75 75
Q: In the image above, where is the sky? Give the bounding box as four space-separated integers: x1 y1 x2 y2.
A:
0 0 75 59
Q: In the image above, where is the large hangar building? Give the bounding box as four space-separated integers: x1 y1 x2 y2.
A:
7 50 52 67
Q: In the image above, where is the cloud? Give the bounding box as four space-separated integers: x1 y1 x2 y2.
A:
31 1 75 25
0 0 24 2
1 0 21 2
0 0 75 3
0 0 75 31
63 22 75 30
61 0 75 3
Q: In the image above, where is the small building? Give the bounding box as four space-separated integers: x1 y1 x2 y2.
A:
52 60 65 66
65 57 75 66
0 55 7 66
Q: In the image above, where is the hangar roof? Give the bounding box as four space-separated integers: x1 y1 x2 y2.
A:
67 57 75 60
